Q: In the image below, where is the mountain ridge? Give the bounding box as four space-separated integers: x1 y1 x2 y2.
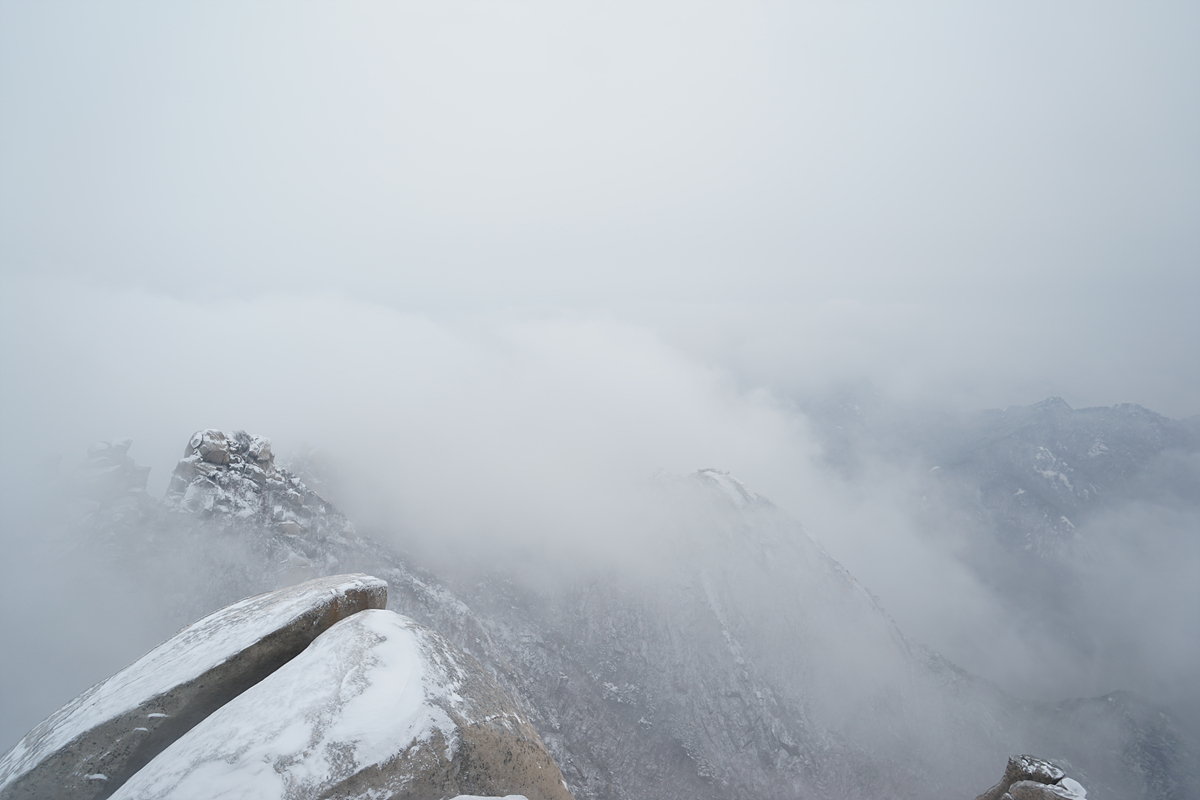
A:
6 420 1198 799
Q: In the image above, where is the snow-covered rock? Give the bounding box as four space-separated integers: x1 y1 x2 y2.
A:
1005 781 1085 800
974 755 1084 800
188 429 230 465
0 574 387 800
109 609 574 800
165 430 356 545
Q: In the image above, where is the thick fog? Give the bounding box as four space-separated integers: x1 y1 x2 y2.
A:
2 0 1198 768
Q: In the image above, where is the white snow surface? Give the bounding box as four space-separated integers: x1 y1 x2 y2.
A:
697 469 758 508
109 610 462 800
0 574 385 791
1059 777 1087 799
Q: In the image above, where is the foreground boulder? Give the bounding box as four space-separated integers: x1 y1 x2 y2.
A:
975 755 1087 800
109 609 575 800
0 574 387 800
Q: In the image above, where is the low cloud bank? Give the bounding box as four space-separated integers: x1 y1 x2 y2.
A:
1 275 1196 747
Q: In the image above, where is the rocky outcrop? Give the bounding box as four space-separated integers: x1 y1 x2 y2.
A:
0 575 387 800
974 755 1086 800
110 610 574 800
165 429 356 548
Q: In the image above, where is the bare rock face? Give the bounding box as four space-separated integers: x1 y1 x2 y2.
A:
975 755 1086 800
108 610 575 800
0 575 387 800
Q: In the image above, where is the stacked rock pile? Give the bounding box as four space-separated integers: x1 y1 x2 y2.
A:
164 429 356 547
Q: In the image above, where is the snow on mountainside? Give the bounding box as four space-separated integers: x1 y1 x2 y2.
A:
804 393 1200 563
927 398 1200 559
13 428 1200 800
803 392 1200 722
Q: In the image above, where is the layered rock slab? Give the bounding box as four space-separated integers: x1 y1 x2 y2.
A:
0 574 387 800
109 610 575 800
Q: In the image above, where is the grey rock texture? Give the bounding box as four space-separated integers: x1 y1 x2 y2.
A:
108 609 574 800
166 429 356 549
975 755 1067 800
1005 782 1078 800
0 574 386 800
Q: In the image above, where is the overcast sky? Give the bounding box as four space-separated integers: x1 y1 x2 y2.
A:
2 1 1197 416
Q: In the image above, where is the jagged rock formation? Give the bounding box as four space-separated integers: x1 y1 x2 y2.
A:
975 755 1086 800
110 610 573 800
165 429 358 549
0 575 387 800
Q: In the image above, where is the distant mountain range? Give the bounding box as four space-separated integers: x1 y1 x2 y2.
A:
803 393 1200 719
808 393 1200 549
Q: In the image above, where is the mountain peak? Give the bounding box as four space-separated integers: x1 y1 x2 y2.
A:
695 468 759 508
1033 397 1072 412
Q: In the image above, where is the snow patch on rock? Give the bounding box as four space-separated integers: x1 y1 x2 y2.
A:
110 610 573 800
0 574 386 800
109 610 447 800
696 468 758 508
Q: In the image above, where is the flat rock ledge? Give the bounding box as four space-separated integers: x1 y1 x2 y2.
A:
975 755 1087 800
0 574 387 800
